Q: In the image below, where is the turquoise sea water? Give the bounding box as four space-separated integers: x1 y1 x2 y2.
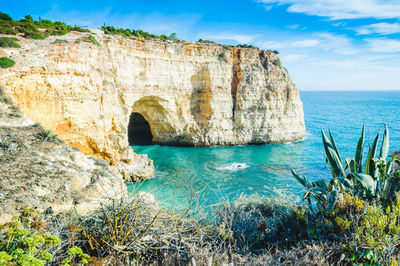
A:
128 91 400 208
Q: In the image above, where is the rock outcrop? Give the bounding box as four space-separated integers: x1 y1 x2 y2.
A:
0 31 305 181
0 89 126 223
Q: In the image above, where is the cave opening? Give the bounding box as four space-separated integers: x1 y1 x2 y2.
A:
128 112 153 145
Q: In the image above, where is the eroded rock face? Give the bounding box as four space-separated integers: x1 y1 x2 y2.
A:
0 91 126 223
0 31 305 180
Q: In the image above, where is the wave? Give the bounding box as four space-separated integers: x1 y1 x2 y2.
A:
216 163 250 171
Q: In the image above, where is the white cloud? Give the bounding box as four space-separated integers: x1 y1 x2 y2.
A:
264 5 274 11
366 38 400 53
258 33 354 54
292 39 320 47
258 0 400 20
287 24 300 29
282 54 307 62
200 33 260 43
353 23 400 35
331 22 347 27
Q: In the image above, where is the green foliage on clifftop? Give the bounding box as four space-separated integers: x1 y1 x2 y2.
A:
101 24 179 42
0 11 90 40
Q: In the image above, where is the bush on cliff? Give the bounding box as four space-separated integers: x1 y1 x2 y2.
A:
0 57 15 68
101 24 180 42
0 36 20 48
0 14 90 40
0 207 90 265
0 12 12 21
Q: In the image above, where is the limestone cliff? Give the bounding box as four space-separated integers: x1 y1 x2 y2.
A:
0 89 126 223
0 31 305 181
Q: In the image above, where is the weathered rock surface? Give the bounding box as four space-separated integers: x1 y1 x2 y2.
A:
0 90 126 223
0 31 305 181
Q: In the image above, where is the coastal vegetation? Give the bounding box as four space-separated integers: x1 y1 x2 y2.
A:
0 12 90 40
0 57 15 68
101 24 179 42
2 100 400 265
0 37 20 48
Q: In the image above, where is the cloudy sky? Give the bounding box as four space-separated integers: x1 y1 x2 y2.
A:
3 0 400 90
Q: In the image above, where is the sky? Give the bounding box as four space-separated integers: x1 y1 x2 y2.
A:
2 0 400 91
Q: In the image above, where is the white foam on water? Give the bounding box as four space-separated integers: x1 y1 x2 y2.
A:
216 163 250 171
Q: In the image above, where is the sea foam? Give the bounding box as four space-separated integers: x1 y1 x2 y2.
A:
216 163 249 171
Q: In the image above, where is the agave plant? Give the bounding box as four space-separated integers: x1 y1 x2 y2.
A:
292 124 396 211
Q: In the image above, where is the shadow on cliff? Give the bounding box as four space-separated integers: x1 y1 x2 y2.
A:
190 66 212 130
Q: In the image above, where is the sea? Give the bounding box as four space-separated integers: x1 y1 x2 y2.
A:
128 91 400 209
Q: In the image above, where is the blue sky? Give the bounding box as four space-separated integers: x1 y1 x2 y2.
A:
3 0 400 90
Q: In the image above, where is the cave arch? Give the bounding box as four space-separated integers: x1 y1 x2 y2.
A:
129 96 177 145
128 112 153 145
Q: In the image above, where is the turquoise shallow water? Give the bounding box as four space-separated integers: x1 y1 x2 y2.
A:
128 91 400 208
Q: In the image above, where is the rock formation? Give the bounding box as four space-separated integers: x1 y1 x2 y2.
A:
0 89 126 223
0 30 305 181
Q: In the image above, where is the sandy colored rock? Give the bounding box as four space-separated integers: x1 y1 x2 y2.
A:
0 31 305 181
0 91 126 223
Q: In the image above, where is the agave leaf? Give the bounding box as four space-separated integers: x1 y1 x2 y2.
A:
303 191 311 201
353 173 377 197
327 190 339 211
322 129 346 177
365 132 380 175
337 176 354 191
355 125 365 173
386 160 393 175
345 158 356 173
381 176 400 202
312 180 328 192
379 123 389 159
329 129 342 164
291 168 310 188
308 187 327 203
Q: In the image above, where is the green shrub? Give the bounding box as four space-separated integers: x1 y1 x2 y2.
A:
37 129 58 142
169 32 178 40
0 22 17 35
25 32 46 40
218 52 227 62
0 57 15 68
101 24 179 42
0 16 89 39
237 44 259 49
81 35 100 46
21 14 33 22
198 39 216 44
337 193 400 264
0 207 90 266
0 36 20 48
53 38 68 44
273 58 281 67
0 137 11 150
213 191 307 252
0 12 12 21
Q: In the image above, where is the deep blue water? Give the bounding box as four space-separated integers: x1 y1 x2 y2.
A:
128 91 400 208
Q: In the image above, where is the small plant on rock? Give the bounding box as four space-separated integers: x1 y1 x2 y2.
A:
37 129 58 142
0 57 15 69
